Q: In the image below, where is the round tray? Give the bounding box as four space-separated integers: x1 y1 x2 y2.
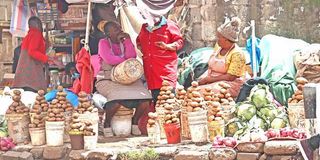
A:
268 137 297 141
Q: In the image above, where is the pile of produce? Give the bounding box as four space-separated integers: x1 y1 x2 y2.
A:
32 90 49 112
213 82 235 105
185 82 205 112
176 86 187 101
207 101 223 122
0 137 15 151
288 77 308 104
226 84 288 138
83 121 96 136
69 112 83 134
147 112 158 128
28 113 45 128
55 86 73 112
76 91 97 114
6 90 29 114
46 99 65 122
265 128 307 140
212 136 237 148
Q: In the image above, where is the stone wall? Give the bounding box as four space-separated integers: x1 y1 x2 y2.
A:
184 0 320 51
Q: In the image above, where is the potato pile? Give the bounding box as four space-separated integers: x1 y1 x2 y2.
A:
75 91 97 114
176 86 187 101
147 112 158 128
29 113 45 128
31 90 49 114
203 87 215 102
6 90 29 114
164 103 179 124
69 112 83 133
56 86 73 112
288 77 308 104
213 82 235 105
156 81 176 108
207 101 223 122
185 81 205 112
46 99 65 122
83 121 96 136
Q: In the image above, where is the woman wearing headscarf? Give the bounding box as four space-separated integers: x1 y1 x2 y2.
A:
198 17 247 98
92 20 152 137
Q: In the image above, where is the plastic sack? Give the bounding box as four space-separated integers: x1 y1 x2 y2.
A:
92 92 107 109
45 89 78 107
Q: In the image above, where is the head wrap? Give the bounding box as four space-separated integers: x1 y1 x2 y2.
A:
217 17 241 42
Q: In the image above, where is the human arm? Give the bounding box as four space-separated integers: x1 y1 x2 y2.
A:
198 73 238 85
27 33 48 63
98 39 126 65
155 21 183 51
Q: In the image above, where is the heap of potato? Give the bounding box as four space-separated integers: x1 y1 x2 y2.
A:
185 82 205 112
29 113 45 128
69 112 83 133
213 82 235 105
164 103 179 124
176 86 187 101
207 101 224 122
31 90 49 113
75 91 97 114
6 90 29 114
288 77 308 104
55 86 73 112
83 121 96 136
147 112 158 128
46 99 65 122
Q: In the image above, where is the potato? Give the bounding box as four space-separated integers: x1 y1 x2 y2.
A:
295 90 303 96
13 95 21 102
166 99 175 104
172 118 179 122
169 93 175 99
191 81 199 87
92 108 98 113
296 77 308 84
192 92 201 98
165 120 172 124
187 106 193 112
38 90 45 96
297 84 304 91
51 99 59 104
162 80 170 86
33 119 40 125
23 108 29 112
29 124 36 128
190 101 199 107
179 90 186 95
55 118 62 121
227 97 234 102
12 102 19 107
58 96 66 101
219 82 231 89
6 110 13 114
215 117 223 121
220 88 227 94
57 86 64 92
13 90 21 95
78 91 87 97
36 96 44 101
165 90 171 95
296 95 303 101
34 114 41 119
159 91 166 96
193 107 202 112
82 102 91 108
220 98 229 103
204 96 212 101
164 110 174 115
48 113 55 118
38 123 45 128
9 106 15 111
48 118 56 122
164 114 172 121
216 112 223 117
148 112 158 118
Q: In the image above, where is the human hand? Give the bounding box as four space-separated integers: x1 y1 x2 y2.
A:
117 32 130 42
155 41 176 51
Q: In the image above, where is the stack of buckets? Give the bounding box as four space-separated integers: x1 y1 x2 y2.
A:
187 110 209 143
111 106 134 137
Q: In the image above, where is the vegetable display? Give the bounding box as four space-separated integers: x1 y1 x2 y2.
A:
213 82 235 105
29 90 47 129
75 91 98 114
6 90 29 114
147 112 158 128
265 128 307 140
212 136 237 148
83 121 96 136
288 77 308 104
0 137 15 151
185 82 205 112
69 112 83 134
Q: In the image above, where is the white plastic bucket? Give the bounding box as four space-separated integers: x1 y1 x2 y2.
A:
147 124 161 144
111 115 132 137
156 107 167 139
29 128 46 146
45 121 64 146
84 136 97 150
187 110 209 143
78 113 99 140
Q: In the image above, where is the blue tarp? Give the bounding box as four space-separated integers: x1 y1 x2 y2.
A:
45 89 79 107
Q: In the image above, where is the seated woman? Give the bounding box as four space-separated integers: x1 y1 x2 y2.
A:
198 17 248 98
92 20 152 137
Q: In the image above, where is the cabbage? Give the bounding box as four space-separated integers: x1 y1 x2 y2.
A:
258 104 279 122
236 102 256 121
250 84 272 108
249 115 267 131
226 118 244 137
271 117 287 129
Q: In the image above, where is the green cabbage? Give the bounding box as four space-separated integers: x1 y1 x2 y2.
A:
271 117 287 129
236 102 257 121
226 118 244 137
249 115 267 131
250 84 272 108
258 104 279 122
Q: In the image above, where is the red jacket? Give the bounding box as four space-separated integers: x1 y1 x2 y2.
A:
72 48 94 94
136 20 183 90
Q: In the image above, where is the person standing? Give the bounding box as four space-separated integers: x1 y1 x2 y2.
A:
13 16 58 92
136 14 183 103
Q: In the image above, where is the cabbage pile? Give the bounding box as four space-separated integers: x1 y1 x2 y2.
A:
226 84 288 137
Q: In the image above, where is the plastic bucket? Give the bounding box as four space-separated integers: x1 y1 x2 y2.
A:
64 112 72 142
45 121 64 146
69 134 84 150
78 113 99 139
84 136 97 150
187 110 209 143
208 120 225 142
147 124 161 144
156 107 167 139
164 123 181 144
6 114 30 144
29 128 46 146
111 115 132 137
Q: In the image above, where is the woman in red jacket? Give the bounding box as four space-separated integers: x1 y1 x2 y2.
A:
136 15 183 103
13 16 58 92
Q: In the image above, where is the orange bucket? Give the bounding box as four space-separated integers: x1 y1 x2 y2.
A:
164 123 181 144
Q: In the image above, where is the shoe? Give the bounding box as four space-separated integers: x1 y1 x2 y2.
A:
298 139 314 160
103 128 114 137
132 125 141 136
